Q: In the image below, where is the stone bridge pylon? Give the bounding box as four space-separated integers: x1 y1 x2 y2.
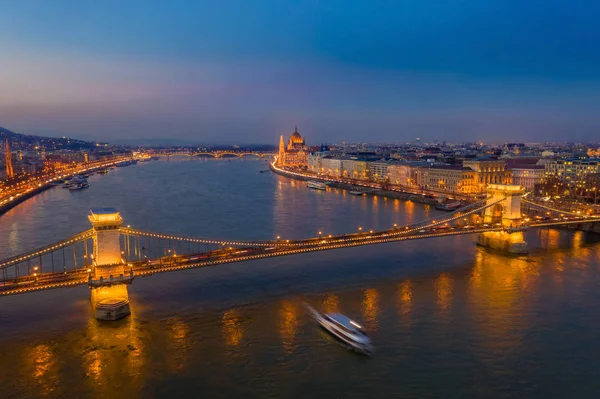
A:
88 208 133 320
477 184 528 254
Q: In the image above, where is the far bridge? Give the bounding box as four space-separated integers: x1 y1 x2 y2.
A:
1 184 598 320
154 150 275 159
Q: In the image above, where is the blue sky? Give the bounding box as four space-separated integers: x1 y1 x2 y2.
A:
0 0 599 144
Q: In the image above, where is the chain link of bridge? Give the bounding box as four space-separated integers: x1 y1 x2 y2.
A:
1 184 599 318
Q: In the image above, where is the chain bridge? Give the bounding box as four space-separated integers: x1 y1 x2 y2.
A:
1 184 598 320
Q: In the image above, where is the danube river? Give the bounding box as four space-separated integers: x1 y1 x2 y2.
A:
1 158 600 398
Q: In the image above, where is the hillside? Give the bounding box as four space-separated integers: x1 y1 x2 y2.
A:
0 126 103 151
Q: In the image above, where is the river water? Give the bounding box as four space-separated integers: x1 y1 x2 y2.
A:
1 158 600 399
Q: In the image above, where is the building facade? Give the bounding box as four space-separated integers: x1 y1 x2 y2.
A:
341 158 368 179
308 152 326 174
277 126 309 168
367 161 389 182
545 158 600 185
425 165 477 194
320 157 342 177
509 166 545 191
462 159 511 192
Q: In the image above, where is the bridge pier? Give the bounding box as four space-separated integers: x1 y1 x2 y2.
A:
88 208 133 321
476 184 528 254
477 230 528 254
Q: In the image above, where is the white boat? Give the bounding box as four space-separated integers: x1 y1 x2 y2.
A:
69 182 90 191
64 176 87 188
348 190 364 196
305 304 373 355
307 181 327 190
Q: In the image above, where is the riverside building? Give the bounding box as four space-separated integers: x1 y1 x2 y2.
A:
277 126 309 168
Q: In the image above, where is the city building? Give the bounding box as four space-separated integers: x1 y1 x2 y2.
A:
509 166 545 191
341 158 368 180
277 126 308 168
308 151 327 174
388 161 432 188
320 157 342 177
545 158 600 184
463 159 511 190
426 165 477 194
503 159 545 191
367 161 390 182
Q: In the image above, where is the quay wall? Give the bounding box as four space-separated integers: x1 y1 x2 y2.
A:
0 185 54 217
0 158 131 218
269 163 446 206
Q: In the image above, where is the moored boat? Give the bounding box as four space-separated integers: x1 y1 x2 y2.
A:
348 190 364 196
69 182 90 191
307 181 327 190
116 159 137 167
305 304 373 355
435 201 462 211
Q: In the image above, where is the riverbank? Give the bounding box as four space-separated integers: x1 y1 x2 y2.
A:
269 162 448 206
0 157 132 217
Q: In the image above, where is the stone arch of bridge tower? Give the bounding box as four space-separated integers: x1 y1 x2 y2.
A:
483 184 524 227
478 184 528 254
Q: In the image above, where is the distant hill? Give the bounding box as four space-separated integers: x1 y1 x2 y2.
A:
0 126 105 151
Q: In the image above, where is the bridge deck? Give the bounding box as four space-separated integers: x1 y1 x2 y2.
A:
1 192 598 297
2 215 599 296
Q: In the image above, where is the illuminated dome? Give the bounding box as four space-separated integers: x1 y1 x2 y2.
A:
289 125 303 144
290 131 303 143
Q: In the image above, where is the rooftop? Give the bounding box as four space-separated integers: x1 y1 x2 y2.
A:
327 313 362 329
430 164 466 170
88 208 123 226
504 157 541 165
506 165 545 170
90 207 119 215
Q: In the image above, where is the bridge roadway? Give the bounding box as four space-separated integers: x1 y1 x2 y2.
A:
2 214 599 296
155 151 275 159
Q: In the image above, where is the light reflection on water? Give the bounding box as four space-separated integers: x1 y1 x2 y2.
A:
1 160 600 398
22 343 59 396
222 309 245 348
279 300 298 353
362 288 380 330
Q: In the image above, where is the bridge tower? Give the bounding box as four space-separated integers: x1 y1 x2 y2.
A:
88 208 133 320
477 184 528 254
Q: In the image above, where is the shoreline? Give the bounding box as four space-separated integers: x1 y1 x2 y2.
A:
0 158 132 217
269 162 446 206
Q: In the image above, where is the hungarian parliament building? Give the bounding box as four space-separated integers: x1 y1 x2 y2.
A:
277 126 309 168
